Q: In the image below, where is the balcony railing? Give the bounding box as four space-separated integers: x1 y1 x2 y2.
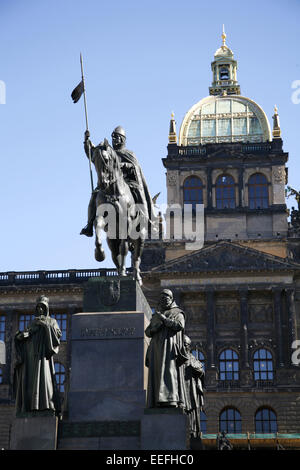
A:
218 380 240 389
168 140 281 158
254 380 275 389
0 268 130 286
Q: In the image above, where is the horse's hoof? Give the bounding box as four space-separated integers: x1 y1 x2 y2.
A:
133 271 143 286
95 247 105 262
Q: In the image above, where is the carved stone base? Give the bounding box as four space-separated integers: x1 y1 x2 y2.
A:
57 420 140 450
10 415 58 450
68 309 150 423
140 408 190 450
61 278 152 450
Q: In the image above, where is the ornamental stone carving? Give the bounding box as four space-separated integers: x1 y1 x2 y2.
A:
248 304 273 323
272 166 285 184
216 304 240 323
167 172 177 186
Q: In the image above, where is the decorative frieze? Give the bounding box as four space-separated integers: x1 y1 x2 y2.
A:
248 303 273 323
187 305 207 323
215 304 240 323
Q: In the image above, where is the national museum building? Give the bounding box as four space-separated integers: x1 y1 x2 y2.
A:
1 32 300 450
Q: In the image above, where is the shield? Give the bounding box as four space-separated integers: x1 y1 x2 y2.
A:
99 279 121 306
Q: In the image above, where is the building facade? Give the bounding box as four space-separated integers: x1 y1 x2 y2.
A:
1 32 300 450
141 30 300 449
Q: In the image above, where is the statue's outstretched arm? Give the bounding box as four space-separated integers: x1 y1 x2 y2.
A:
83 130 95 160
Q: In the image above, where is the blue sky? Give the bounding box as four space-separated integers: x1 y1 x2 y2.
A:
0 0 299 272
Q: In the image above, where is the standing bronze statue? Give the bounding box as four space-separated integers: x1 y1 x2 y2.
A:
182 335 205 439
286 186 300 230
81 126 157 285
145 289 187 408
217 431 233 450
13 296 61 416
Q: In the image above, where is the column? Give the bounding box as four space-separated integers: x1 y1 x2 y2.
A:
239 289 249 368
238 168 244 208
273 288 284 367
286 288 298 365
207 167 213 209
206 289 216 368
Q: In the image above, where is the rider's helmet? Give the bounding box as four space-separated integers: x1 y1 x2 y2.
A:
111 126 126 139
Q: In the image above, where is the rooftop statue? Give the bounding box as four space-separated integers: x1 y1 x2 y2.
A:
286 186 300 230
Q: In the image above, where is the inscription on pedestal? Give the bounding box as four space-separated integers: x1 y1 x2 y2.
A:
80 327 136 338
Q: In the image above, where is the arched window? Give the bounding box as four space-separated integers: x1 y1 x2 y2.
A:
248 173 269 209
192 349 205 371
200 411 207 433
219 407 242 433
219 349 239 381
253 349 274 381
54 362 66 394
183 176 203 210
219 66 230 80
216 175 236 209
255 407 277 433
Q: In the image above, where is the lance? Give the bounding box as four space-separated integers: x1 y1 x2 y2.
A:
79 53 94 193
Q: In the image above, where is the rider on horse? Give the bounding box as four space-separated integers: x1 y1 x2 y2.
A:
81 126 156 239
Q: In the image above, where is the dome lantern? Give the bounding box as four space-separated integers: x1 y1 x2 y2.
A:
209 26 241 96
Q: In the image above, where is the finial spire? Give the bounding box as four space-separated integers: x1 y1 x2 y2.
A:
222 24 227 46
168 112 177 144
272 104 281 138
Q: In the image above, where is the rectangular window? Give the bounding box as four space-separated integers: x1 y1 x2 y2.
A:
216 99 231 114
188 120 201 138
233 117 247 135
249 117 262 135
218 119 231 136
0 315 5 342
202 119 216 137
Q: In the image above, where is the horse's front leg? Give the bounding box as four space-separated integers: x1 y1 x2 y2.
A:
94 216 106 262
118 239 129 277
131 238 144 286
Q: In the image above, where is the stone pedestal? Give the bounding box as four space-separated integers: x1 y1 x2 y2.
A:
141 408 190 450
59 277 152 450
10 415 58 450
68 310 150 422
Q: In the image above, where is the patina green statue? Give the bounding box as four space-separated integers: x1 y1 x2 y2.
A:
13 296 61 416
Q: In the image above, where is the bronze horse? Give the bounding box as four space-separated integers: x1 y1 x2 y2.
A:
93 139 146 285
